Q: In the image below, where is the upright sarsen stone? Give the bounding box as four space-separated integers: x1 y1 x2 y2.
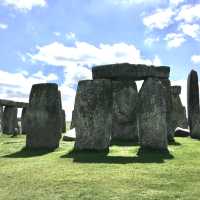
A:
61 109 66 133
187 70 200 138
74 80 112 150
112 80 138 140
0 106 3 133
170 86 188 131
26 83 62 149
138 78 168 150
2 106 18 135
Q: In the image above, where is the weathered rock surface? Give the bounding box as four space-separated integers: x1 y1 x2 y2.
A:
26 83 62 149
170 86 188 134
112 80 138 140
187 70 200 138
21 107 28 134
74 80 112 150
92 63 170 81
61 109 66 133
138 78 168 150
2 106 18 134
0 99 28 108
174 127 190 137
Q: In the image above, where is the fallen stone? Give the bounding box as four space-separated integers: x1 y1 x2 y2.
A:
63 128 76 141
174 127 190 137
74 79 112 150
138 78 168 151
92 63 170 81
26 83 62 149
2 106 18 135
112 80 138 140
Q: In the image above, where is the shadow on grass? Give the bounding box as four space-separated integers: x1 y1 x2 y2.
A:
110 139 139 147
168 140 182 146
3 147 55 158
61 148 174 164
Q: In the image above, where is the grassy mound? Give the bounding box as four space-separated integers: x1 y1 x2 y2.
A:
0 134 200 200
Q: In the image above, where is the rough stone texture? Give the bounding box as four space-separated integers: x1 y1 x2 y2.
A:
112 80 138 140
138 78 168 150
0 99 28 108
170 86 188 134
92 63 170 81
2 106 18 135
187 70 200 138
174 127 190 137
160 79 174 142
0 106 3 132
26 83 62 149
61 109 66 133
21 107 28 134
74 80 112 150
70 110 75 129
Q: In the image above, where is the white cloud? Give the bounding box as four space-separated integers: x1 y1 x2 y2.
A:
143 8 175 30
0 23 8 29
176 4 200 23
29 41 162 120
191 55 200 64
169 0 184 6
53 32 61 37
179 23 200 39
66 32 76 40
164 33 186 48
144 37 160 46
0 0 46 11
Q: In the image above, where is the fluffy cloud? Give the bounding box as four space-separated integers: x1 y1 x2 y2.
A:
164 33 186 48
143 8 175 30
169 0 185 6
29 41 162 120
0 23 8 29
0 0 46 11
175 4 200 23
191 55 200 64
144 37 160 46
178 23 200 39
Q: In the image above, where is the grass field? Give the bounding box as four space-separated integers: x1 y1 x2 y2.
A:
1 134 200 200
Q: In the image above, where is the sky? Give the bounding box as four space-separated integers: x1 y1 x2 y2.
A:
0 0 200 120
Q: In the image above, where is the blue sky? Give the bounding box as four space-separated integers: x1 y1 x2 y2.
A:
0 0 200 120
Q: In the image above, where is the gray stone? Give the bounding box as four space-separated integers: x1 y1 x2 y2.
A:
2 106 18 135
0 99 28 108
138 78 168 150
170 86 188 134
26 83 62 149
21 107 28 134
92 63 170 81
187 70 200 138
174 127 189 137
74 80 112 150
112 80 138 140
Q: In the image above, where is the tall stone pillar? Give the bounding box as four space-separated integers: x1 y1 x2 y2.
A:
0 106 3 133
112 80 138 141
26 83 62 149
74 79 112 151
138 78 168 151
187 70 200 138
21 107 28 134
2 106 18 134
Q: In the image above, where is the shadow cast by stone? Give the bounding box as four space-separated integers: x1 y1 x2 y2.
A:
168 140 182 146
61 148 174 164
3 147 55 158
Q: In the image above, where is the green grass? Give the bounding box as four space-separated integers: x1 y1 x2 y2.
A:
1 135 200 200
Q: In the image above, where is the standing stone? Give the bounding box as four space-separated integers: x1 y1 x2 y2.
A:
138 78 168 151
112 80 138 141
170 86 188 133
160 79 174 142
61 109 66 133
74 80 112 150
26 83 62 149
187 70 200 138
0 106 3 133
2 106 18 135
21 107 28 134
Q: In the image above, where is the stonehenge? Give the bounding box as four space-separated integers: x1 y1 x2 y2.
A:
25 83 62 149
72 63 188 151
